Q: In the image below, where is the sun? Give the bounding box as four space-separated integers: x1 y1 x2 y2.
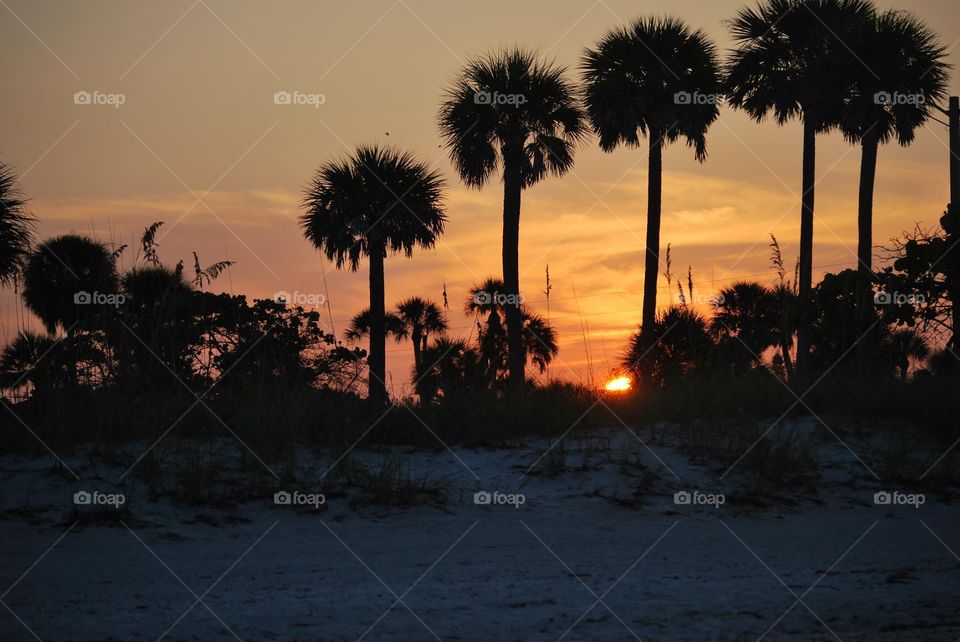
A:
604 375 632 392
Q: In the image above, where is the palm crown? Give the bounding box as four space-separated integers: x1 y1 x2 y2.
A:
22 235 120 334
838 9 949 146
726 0 876 130
345 308 407 342
581 16 721 159
300 145 446 268
397 297 447 343
439 48 586 188
0 164 36 286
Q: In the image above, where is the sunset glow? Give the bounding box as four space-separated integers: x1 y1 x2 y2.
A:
605 375 632 392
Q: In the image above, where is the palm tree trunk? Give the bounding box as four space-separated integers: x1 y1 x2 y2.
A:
640 132 664 353
367 237 388 404
796 119 816 380
856 130 880 372
780 337 795 380
411 330 424 400
502 150 525 391
857 131 879 275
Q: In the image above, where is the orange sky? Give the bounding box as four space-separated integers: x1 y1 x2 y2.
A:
2 0 959 392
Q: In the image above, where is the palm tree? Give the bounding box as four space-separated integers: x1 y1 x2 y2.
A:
520 309 558 375
0 331 59 394
344 308 408 343
839 10 949 274
0 164 36 285
726 0 876 378
301 145 446 403
879 327 930 380
623 305 713 387
582 17 720 359
465 277 508 381
439 48 585 391
465 278 558 384
117 264 197 378
396 297 447 398
415 337 483 402
711 282 782 371
21 235 120 334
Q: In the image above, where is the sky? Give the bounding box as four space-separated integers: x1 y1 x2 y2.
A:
2 0 959 393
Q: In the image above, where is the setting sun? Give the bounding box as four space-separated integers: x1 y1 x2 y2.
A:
605 375 632 392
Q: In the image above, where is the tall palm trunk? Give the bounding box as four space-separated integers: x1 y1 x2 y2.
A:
857 130 879 274
640 132 664 352
856 128 880 371
410 329 423 373
367 236 388 403
796 119 816 380
502 148 525 391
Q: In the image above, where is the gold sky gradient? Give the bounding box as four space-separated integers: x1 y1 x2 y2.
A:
2 0 958 390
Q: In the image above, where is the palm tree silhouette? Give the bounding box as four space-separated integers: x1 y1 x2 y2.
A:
0 164 35 286
465 277 508 381
22 235 119 334
415 336 483 402
839 9 949 275
118 264 197 378
465 278 558 384
624 304 712 387
439 48 585 391
0 331 59 394
582 17 720 360
301 145 446 403
396 297 447 398
344 307 408 343
880 327 930 380
711 282 783 372
726 0 876 378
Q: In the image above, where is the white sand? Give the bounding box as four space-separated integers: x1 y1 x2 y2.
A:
1 422 958 641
